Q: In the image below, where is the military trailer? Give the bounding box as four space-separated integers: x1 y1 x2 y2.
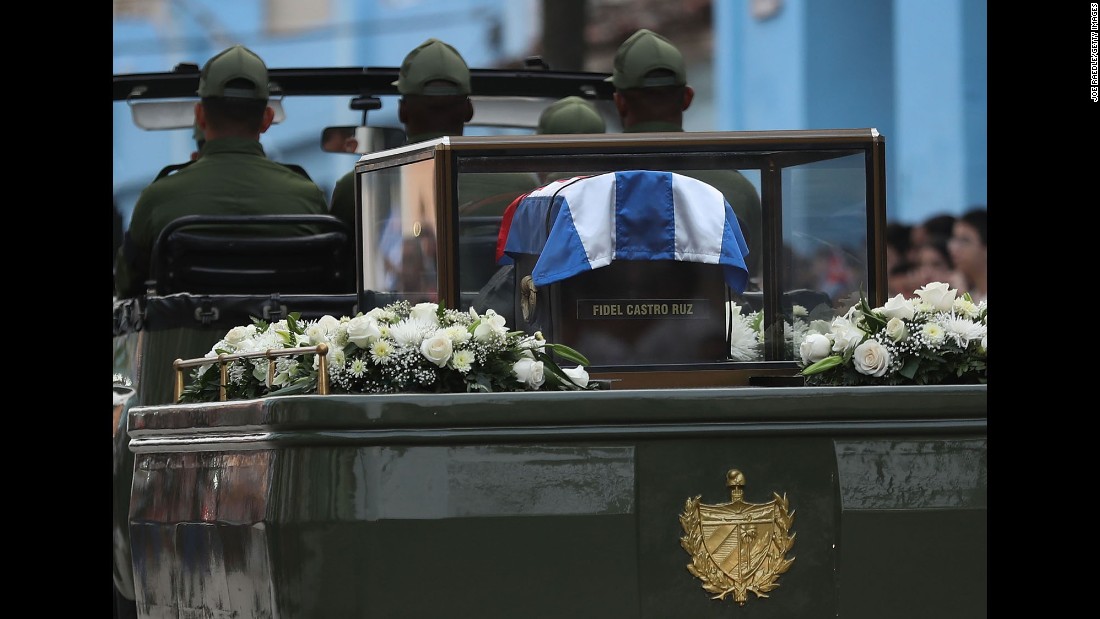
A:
113 64 986 619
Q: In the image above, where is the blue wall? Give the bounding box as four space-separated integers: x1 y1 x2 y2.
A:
714 0 986 225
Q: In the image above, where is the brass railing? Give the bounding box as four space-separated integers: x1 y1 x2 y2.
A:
173 343 330 402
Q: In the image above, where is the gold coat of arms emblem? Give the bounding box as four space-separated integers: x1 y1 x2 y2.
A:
679 469 796 605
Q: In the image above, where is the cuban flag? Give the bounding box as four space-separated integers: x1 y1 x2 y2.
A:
496 170 750 293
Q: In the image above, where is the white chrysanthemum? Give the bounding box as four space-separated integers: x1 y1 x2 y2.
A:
725 301 744 323
952 297 979 319
390 318 433 347
228 362 249 385
791 304 808 318
921 322 946 345
370 340 395 364
321 346 346 370
451 349 475 373
788 319 811 346
942 316 986 348
270 358 300 387
348 357 368 378
728 313 761 361
442 325 472 345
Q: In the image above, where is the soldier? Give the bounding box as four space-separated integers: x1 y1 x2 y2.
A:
607 29 763 282
537 95 607 135
114 44 329 299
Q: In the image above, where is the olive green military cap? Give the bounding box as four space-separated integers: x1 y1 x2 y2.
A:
197 44 270 99
393 38 471 96
606 29 687 89
537 96 606 134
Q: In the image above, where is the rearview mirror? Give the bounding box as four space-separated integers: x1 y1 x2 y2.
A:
128 98 286 130
321 126 406 154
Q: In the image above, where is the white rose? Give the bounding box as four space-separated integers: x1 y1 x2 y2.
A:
880 294 915 320
829 317 865 353
512 357 546 389
225 325 255 345
914 282 957 311
474 310 509 342
316 315 341 332
884 317 908 342
420 332 453 367
799 333 833 365
410 302 440 325
853 339 891 377
562 365 590 388
346 315 381 348
305 324 330 345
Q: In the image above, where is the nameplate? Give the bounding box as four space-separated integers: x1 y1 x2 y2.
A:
576 299 712 320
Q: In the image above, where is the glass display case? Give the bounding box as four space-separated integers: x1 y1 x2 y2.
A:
353 129 887 386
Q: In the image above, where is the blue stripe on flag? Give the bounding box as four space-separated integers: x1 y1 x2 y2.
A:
615 170 676 260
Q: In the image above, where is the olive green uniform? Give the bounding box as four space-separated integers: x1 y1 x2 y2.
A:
329 130 536 227
115 137 329 298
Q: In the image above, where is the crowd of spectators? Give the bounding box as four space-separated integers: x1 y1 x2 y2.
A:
886 206 987 302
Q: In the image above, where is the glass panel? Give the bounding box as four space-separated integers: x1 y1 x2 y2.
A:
359 158 439 302
456 169 541 314
781 151 869 360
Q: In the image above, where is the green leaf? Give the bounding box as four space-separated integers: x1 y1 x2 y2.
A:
898 356 921 379
542 342 590 366
800 355 843 376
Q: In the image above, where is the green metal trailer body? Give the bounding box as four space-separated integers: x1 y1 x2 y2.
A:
126 385 986 618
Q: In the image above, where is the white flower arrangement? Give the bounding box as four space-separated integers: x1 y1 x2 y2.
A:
179 301 595 403
798 282 987 386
